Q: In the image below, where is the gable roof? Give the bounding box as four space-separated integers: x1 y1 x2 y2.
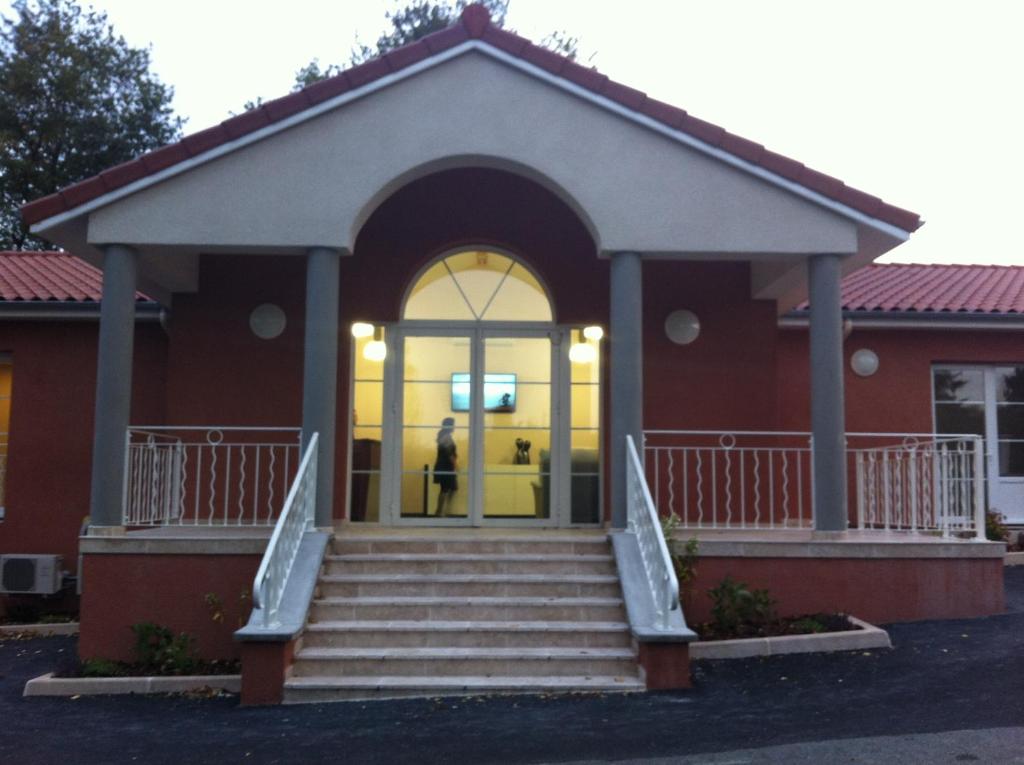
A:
0 251 151 303
20 4 922 235
796 263 1024 315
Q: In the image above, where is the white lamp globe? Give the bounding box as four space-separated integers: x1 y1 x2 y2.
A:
363 340 387 362
851 349 879 377
569 342 597 363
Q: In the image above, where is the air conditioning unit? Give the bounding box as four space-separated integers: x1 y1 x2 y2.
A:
0 555 62 595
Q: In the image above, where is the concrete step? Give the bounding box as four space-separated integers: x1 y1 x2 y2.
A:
290 646 638 678
317 573 622 599
283 674 645 703
310 596 627 623
323 553 616 576
301 620 633 649
332 536 608 556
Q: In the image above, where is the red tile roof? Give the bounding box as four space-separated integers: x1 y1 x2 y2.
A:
0 251 150 302
798 263 1024 315
19 4 922 234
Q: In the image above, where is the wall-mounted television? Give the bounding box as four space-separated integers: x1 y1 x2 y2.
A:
451 373 517 412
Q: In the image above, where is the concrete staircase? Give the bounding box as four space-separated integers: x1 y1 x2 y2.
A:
283 530 644 703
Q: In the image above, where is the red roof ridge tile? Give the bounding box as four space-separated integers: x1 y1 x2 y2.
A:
19 2 923 236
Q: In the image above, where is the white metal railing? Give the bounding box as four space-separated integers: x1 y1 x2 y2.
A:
625 435 680 630
123 427 302 526
854 435 985 539
252 433 318 629
644 430 814 530
643 430 986 538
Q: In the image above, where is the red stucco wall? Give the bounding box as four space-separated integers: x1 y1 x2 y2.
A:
777 327 1024 434
78 553 259 662
644 261 780 432
0 321 166 573
684 556 1005 626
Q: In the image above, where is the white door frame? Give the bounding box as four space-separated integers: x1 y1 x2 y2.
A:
932 363 1024 523
380 321 582 527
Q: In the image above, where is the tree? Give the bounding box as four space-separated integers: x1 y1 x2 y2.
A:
0 0 182 249
348 0 513 66
241 0 580 107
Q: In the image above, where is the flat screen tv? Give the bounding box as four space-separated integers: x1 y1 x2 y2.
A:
451 373 517 412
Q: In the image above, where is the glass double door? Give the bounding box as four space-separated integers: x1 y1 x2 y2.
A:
934 365 1024 522
386 327 561 526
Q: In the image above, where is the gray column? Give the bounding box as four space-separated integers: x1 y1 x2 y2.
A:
808 253 848 532
301 247 341 529
88 244 139 530
609 252 643 529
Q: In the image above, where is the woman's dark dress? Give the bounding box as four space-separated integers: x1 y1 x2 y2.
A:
433 434 458 491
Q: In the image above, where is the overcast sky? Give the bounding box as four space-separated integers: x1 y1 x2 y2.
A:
6 0 1022 265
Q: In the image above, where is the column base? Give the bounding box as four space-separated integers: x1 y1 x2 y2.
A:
811 530 849 541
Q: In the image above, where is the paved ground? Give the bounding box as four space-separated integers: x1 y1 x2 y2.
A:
3 568 1024 764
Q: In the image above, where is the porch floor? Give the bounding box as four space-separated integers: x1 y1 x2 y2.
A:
668 527 1003 559
123 526 272 538
334 524 607 539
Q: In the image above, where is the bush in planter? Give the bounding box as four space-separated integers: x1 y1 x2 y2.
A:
131 621 199 676
986 510 1009 543
81 658 127 677
660 513 699 597
705 575 776 638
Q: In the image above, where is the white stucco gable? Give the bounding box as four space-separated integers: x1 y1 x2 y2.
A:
30 36 919 306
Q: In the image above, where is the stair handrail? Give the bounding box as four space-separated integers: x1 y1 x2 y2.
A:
625 434 680 630
252 433 318 629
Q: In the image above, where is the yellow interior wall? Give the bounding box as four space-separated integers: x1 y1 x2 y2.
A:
352 334 384 520
0 361 12 442
0 359 12 508
401 336 471 516
571 344 601 462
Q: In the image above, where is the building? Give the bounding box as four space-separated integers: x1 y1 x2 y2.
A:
5 5 1007 703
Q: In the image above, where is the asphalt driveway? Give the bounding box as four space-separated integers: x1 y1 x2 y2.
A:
3 568 1024 764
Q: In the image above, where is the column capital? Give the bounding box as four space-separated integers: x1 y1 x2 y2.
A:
99 242 140 263
305 246 344 260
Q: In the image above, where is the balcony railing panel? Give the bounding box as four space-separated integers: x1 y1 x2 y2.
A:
643 430 985 538
124 427 302 527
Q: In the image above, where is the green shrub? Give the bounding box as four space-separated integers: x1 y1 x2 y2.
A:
660 513 699 586
131 621 199 675
5 601 40 624
81 658 126 677
707 575 777 635
788 616 826 634
986 510 1009 542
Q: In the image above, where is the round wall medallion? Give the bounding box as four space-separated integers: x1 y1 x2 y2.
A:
249 303 286 340
664 309 701 345
850 348 879 377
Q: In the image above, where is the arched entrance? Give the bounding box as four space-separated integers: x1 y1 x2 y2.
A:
348 248 602 527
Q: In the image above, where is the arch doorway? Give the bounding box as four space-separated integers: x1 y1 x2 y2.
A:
349 249 603 527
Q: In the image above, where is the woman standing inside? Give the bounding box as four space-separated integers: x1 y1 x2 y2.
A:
433 417 459 516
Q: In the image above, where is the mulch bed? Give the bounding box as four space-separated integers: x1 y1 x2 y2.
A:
0 615 77 626
695 613 859 642
54 658 240 679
